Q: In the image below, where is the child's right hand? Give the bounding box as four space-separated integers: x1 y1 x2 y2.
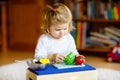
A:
48 53 65 64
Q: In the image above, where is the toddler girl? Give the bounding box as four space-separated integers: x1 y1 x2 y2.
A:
34 3 81 63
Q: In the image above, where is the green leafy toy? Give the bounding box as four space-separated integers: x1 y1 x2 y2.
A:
64 52 75 65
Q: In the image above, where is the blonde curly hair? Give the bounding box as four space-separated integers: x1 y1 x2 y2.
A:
40 3 73 34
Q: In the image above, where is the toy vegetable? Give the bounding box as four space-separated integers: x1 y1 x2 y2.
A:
75 55 85 65
64 52 75 65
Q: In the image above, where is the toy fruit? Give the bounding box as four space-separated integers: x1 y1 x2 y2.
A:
39 58 50 64
64 52 75 65
75 55 85 65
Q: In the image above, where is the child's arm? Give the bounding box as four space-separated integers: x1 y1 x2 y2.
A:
34 36 48 59
67 34 79 55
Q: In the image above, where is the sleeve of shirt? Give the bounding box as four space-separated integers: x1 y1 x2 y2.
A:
67 34 79 55
34 36 48 59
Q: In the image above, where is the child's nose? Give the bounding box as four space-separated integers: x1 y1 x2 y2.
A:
60 30 64 35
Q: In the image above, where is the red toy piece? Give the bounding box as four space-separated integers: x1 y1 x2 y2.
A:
106 45 120 62
75 55 85 65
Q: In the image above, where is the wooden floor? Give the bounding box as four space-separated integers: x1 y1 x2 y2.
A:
0 50 120 70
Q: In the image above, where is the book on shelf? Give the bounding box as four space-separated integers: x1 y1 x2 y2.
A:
113 6 119 20
110 8 115 19
90 36 117 48
75 22 88 49
82 22 87 48
117 5 120 20
98 1 105 18
90 32 110 40
71 1 85 19
71 0 120 20
103 3 120 20
86 37 106 48
106 8 111 20
87 26 120 49
75 22 81 49
105 32 120 43
87 1 92 19
87 0 95 19
70 2 77 19
104 27 120 44
104 27 120 38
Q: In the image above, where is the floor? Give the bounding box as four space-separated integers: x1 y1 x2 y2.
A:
0 50 120 70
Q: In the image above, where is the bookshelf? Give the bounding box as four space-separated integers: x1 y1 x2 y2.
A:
51 0 120 53
70 0 120 53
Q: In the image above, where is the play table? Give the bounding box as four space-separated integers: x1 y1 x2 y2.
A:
26 64 97 80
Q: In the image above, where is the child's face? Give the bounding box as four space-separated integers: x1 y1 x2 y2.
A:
49 23 69 39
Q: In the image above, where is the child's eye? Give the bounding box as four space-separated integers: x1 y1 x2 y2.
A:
55 29 61 31
64 28 67 30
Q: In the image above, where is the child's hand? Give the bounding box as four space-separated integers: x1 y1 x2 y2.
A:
48 53 65 64
54 53 65 63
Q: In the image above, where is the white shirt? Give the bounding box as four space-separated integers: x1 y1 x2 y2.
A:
34 33 78 59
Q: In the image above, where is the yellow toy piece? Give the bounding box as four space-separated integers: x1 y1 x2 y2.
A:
39 58 50 64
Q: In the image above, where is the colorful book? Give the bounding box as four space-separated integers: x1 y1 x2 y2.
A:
75 22 81 49
75 22 88 49
113 6 119 20
106 8 111 20
110 8 115 20
79 2 84 19
117 5 120 20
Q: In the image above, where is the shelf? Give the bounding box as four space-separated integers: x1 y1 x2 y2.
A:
78 48 111 53
73 19 120 23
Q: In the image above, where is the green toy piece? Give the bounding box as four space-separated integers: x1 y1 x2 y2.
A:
64 52 75 65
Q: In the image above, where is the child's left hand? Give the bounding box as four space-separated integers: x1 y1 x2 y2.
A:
54 53 65 63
